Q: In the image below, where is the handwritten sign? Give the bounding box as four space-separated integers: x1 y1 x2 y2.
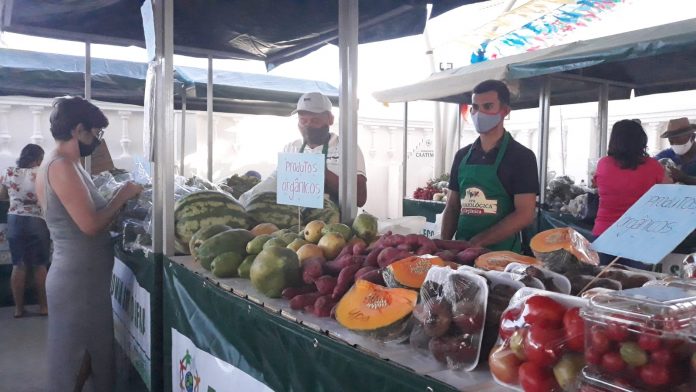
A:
276 152 325 208
592 184 696 264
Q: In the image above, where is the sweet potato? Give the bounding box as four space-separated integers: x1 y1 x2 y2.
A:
334 243 353 260
354 266 377 280
324 255 360 275
433 239 471 252
302 258 324 284
404 233 422 248
314 275 338 295
455 247 490 265
435 250 456 262
397 243 413 251
290 292 322 310
382 234 406 247
281 285 316 300
313 295 337 318
365 246 383 267
359 269 385 285
352 242 368 256
304 305 315 313
377 247 412 269
332 264 362 300
415 236 438 255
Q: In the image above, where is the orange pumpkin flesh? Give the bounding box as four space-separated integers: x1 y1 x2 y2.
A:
335 280 417 336
474 251 540 271
530 228 599 265
383 255 448 289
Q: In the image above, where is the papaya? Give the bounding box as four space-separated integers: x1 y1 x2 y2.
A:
211 252 244 278
196 229 254 270
246 234 273 255
250 247 301 298
335 280 418 341
189 224 232 260
352 213 378 242
238 255 256 279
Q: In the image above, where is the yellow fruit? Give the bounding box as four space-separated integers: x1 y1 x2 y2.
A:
304 220 326 243
251 223 279 237
287 238 309 252
318 232 346 260
296 244 325 265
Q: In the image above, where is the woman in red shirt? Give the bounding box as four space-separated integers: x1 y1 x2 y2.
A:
593 120 671 268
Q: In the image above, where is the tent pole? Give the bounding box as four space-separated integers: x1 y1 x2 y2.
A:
84 41 92 173
338 0 359 221
180 87 186 176
538 78 551 206
207 56 214 181
598 83 609 157
402 102 408 199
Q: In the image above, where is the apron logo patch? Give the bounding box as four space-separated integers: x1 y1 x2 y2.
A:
460 187 498 215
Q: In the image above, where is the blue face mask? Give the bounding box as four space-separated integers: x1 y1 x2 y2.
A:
471 111 502 134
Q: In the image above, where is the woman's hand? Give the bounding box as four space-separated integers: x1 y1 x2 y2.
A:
119 182 144 201
668 167 686 183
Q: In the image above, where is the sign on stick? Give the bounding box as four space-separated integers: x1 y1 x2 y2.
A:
276 152 325 208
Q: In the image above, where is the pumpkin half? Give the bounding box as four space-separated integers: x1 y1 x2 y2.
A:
335 280 417 341
530 228 599 265
383 255 448 289
474 251 540 271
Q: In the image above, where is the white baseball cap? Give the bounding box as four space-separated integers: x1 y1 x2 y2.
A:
292 92 332 114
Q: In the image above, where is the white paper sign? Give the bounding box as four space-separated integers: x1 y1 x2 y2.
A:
276 152 325 208
111 258 151 388
592 184 696 264
171 328 274 392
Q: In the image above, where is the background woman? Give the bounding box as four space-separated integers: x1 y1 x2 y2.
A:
36 96 142 392
0 143 50 318
593 119 672 268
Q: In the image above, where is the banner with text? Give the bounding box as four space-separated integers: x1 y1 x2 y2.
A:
171 328 274 392
592 184 696 264
276 152 325 208
111 258 152 389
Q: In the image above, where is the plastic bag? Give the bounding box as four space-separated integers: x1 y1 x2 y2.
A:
409 266 488 371
504 263 571 294
377 216 427 236
489 288 588 392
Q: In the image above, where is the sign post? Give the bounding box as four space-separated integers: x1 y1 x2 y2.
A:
592 184 696 264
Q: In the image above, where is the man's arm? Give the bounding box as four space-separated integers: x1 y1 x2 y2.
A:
440 190 461 240
469 193 536 248
324 170 367 207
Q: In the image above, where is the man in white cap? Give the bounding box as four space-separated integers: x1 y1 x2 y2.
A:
240 92 367 207
655 117 696 184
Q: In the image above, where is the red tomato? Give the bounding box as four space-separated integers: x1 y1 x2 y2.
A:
489 345 521 385
499 307 523 340
589 326 611 355
639 364 670 387
650 349 676 366
523 295 566 328
600 351 625 373
562 307 585 352
518 361 559 392
523 324 565 367
638 334 662 352
605 322 629 342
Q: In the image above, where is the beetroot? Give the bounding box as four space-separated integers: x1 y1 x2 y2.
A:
455 247 490 265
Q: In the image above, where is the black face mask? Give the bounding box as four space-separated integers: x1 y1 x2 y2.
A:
79 138 101 157
303 126 330 145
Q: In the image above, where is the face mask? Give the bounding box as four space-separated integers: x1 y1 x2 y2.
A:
471 111 502 134
303 126 330 145
79 138 101 157
672 140 693 156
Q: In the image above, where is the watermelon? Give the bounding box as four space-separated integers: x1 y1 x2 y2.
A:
245 192 300 229
174 191 250 254
302 195 340 225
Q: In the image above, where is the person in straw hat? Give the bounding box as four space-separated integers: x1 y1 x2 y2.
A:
655 117 696 184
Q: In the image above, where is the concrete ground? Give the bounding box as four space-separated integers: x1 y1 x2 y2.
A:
0 306 49 392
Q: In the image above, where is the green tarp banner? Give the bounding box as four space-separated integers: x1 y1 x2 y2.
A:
162 259 457 392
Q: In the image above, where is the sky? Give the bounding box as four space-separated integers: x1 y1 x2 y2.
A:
0 0 694 122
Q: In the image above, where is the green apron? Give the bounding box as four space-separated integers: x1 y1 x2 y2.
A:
456 132 521 252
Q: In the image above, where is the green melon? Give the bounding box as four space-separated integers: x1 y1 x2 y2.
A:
174 191 250 253
245 192 300 229
302 195 340 225
196 229 254 270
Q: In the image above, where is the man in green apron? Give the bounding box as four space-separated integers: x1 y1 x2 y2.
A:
441 80 539 252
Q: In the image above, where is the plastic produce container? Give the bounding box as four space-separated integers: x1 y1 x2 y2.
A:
581 285 696 391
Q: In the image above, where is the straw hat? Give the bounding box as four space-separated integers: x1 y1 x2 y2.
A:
660 117 696 138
